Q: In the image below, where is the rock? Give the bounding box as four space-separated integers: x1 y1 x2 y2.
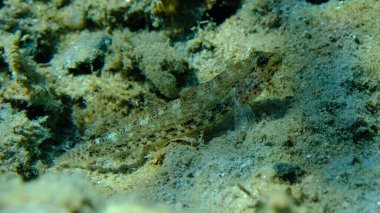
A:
60 33 111 75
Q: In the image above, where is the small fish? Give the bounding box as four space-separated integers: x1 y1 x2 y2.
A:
232 87 256 131
57 50 282 173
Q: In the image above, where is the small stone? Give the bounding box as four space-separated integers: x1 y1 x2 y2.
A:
59 5 86 30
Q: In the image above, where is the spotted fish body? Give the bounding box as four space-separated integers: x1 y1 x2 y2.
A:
58 50 282 173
